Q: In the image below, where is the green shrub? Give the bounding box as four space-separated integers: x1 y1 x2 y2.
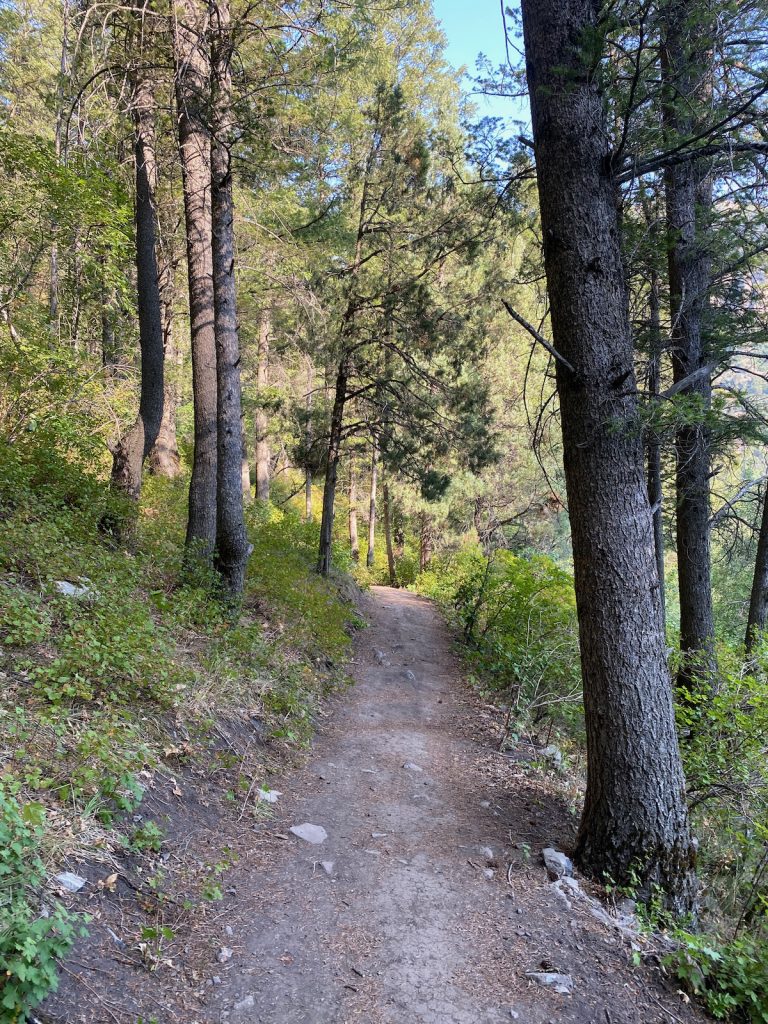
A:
417 546 582 737
0 786 86 1022
665 930 768 1022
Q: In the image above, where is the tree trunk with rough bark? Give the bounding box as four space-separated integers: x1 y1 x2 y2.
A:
255 309 271 502
366 439 378 568
175 0 217 564
661 2 716 688
747 487 768 652
349 461 359 561
149 189 181 478
106 72 164 523
305 362 313 521
383 479 396 586
521 0 696 911
317 356 348 576
646 267 665 627
210 0 250 596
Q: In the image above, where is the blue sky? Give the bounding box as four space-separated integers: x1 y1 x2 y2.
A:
432 0 529 124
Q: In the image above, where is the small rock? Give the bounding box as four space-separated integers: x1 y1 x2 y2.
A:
589 904 613 927
402 762 423 772
320 861 334 876
542 847 573 880
559 875 582 896
480 800 491 808
483 868 495 880
550 881 572 909
257 788 281 804
289 823 328 845
371 831 388 839
54 579 95 601
541 744 563 766
224 925 234 937
373 649 387 664
233 994 255 1011
404 670 416 681
480 845 496 862
509 1012 520 1021
217 947 233 963
54 872 87 893
212 976 222 985
525 971 573 995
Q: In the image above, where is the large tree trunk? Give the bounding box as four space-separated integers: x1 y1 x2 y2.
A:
366 438 378 568
106 72 164 516
317 356 348 576
746 487 768 652
349 460 359 561
175 0 217 563
210 0 249 596
149 187 182 478
383 479 396 586
661 3 716 687
255 309 271 502
646 266 666 627
305 361 313 521
520 0 696 911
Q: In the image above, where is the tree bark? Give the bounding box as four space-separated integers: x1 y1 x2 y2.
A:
521 0 696 911
661 2 716 687
349 460 359 561
383 479 396 586
255 308 271 502
366 438 378 568
106 72 164 517
149 185 182 478
646 266 666 627
746 486 768 652
317 356 348 576
175 0 217 564
419 512 431 572
210 0 250 596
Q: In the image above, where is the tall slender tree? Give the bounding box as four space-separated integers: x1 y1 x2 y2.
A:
175 0 217 564
210 0 250 595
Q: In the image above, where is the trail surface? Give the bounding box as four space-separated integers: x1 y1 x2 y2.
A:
207 586 706 1024
45 585 708 1024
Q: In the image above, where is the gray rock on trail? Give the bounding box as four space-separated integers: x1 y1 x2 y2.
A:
404 669 416 681
54 871 87 893
402 761 423 772
289 822 328 844
217 947 233 964
320 860 334 876
257 787 281 804
233 994 255 1012
542 847 573 879
525 971 574 995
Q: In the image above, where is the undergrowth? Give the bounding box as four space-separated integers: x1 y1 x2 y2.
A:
0 436 358 1021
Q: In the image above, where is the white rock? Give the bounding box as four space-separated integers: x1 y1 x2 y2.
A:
54 871 87 893
525 971 573 994
217 946 233 963
320 861 334 876
542 744 563 765
543 847 573 879
290 822 328 845
559 876 582 896
54 580 94 601
257 788 281 804
483 868 496 880
402 761 423 772
234 994 255 1011
404 670 416 681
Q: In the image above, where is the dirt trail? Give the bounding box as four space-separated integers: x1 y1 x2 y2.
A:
204 586 706 1024
45 585 708 1024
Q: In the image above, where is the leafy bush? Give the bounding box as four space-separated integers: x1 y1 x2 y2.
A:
0 786 86 1022
417 546 582 738
666 930 768 1022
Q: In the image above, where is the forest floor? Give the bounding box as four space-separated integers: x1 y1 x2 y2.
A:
42 586 709 1024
